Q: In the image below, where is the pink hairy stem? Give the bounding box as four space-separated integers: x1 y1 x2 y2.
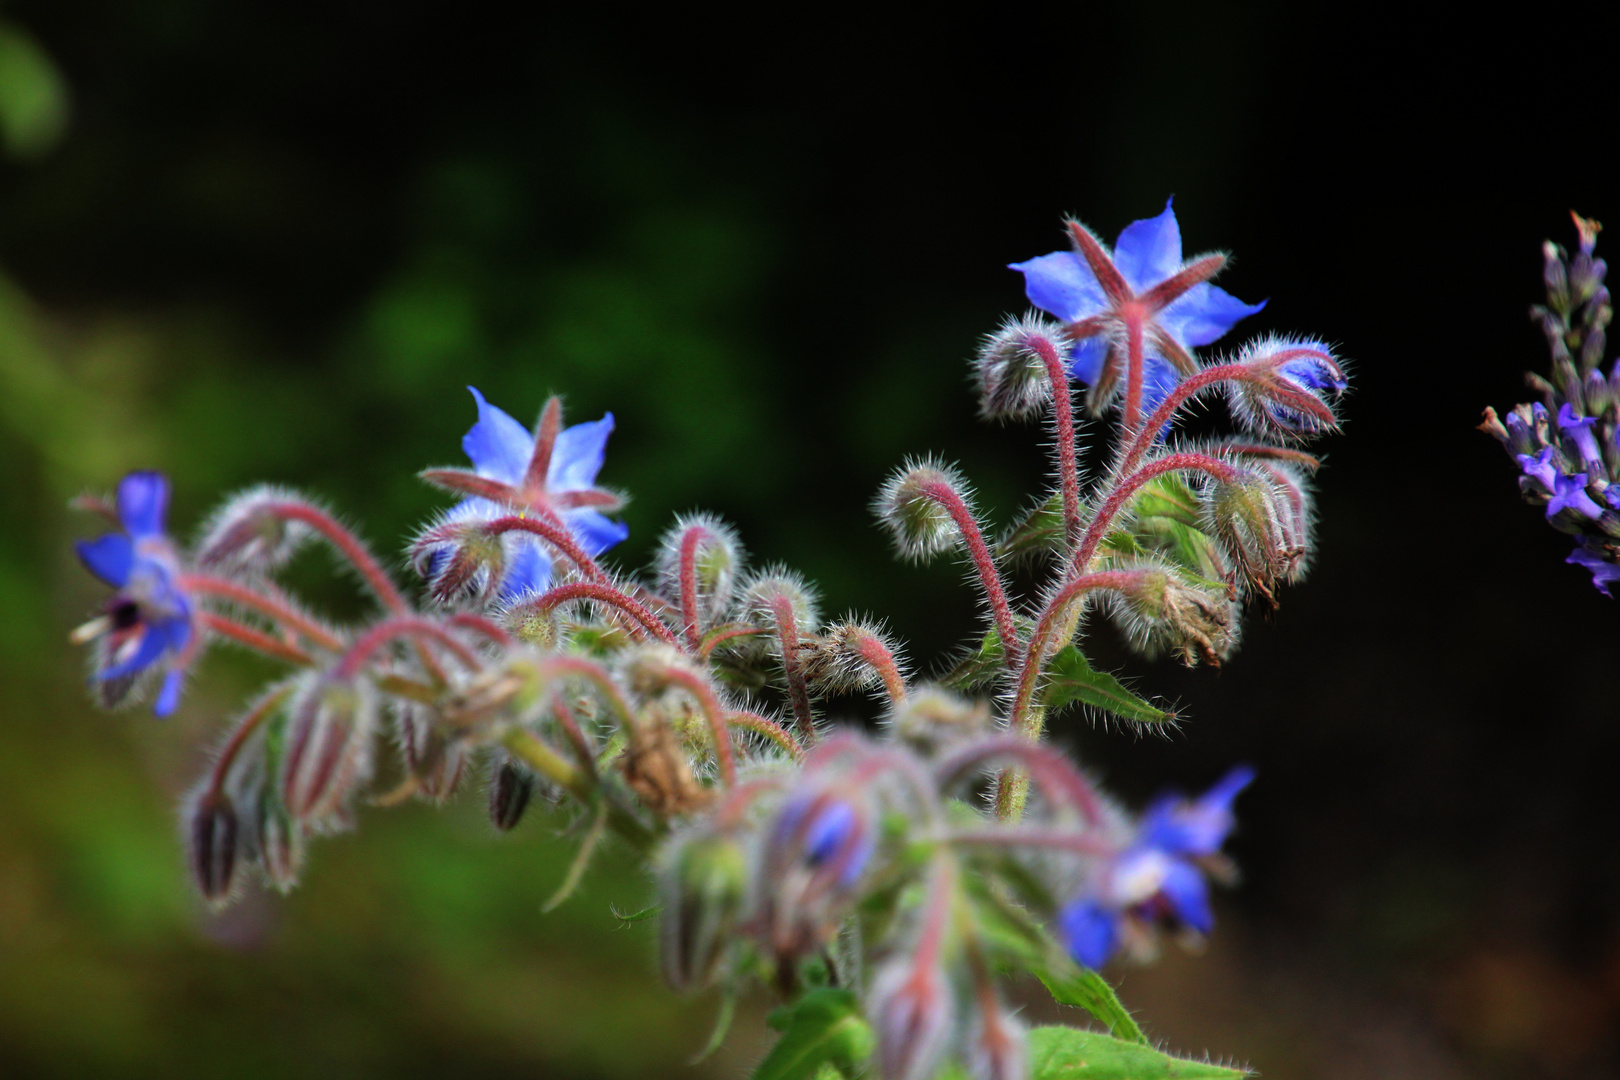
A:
335 616 483 680
935 735 1106 827
549 694 598 779
1027 333 1083 547
650 664 737 786
1067 452 1244 580
205 683 296 795
483 515 609 584
678 524 709 651
262 501 409 616
531 654 636 734
847 627 908 707
201 612 315 666
1010 569 1148 737
179 573 345 652
725 710 803 759
447 612 513 647
524 581 680 646
771 594 817 742
947 827 1116 858
917 480 1020 671
1123 305 1146 435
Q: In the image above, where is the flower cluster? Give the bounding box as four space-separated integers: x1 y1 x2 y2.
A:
66 202 1345 1079
1482 214 1620 594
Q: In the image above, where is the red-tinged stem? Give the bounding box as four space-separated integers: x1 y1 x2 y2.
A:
845 627 908 707
935 736 1105 827
1139 253 1227 313
264 501 409 615
1011 570 1146 737
179 573 345 652
201 613 314 666
549 694 598 778
484 515 608 584
771 594 816 742
1123 306 1146 436
1068 452 1244 579
918 481 1020 670
678 525 709 650
726 710 802 759
522 397 563 494
653 665 736 785
207 683 296 794
1028 333 1083 547
713 775 787 830
336 617 483 679
531 654 636 734
1212 441 1322 471
447 612 513 647
526 581 680 646
699 624 768 659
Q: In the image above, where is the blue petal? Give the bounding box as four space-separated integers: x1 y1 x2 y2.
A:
497 540 554 603
98 624 171 682
804 801 857 865
462 387 534 484
1568 543 1620 598
549 413 615 491
1161 284 1267 347
1066 336 1108 386
1010 252 1106 323
1112 199 1182 290
117 471 170 538
1058 899 1119 970
564 508 630 556
153 669 184 717
1158 861 1214 934
76 534 134 588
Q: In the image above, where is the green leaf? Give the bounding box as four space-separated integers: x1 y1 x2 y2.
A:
0 23 69 160
750 988 875 1080
940 628 1005 691
1029 1027 1249 1078
1035 959 1147 1044
998 491 1065 561
1040 645 1171 725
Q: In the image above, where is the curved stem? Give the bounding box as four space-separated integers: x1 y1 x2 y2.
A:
726 710 803 759
336 616 483 679
531 654 637 734
265 501 409 615
207 682 296 794
447 612 513 647
1068 452 1243 579
485 515 608 584
1010 570 1146 736
1030 334 1083 547
653 665 737 786
846 626 908 707
945 828 1115 857
918 481 1020 670
678 525 708 651
201 613 314 666
770 594 816 742
935 736 1106 827
179 573 345 652
523 581 680 646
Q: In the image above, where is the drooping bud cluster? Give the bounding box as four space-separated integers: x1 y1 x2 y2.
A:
1482 214 1620 594
873 458 972 562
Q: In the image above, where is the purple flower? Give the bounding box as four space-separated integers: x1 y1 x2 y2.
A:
1516 448 1562 492
1547 473 1604 521
73 472 194 716
1557 404 1603 469
1058 766 1254 969
1568 542 1620 597
428 388 629 603
1010 200 1265 418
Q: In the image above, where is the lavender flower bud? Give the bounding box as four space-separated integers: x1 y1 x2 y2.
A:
659 830 748 991
870 953 954 1080
487 755 536 832
409 517 508 606
655 513 745 631
873 458 969 562
973 315 1062 420
185 788 239 905
1223 337 1346 439
195 485 313 574
1543 239 1570 314
756 791 876 963
279 675 377 822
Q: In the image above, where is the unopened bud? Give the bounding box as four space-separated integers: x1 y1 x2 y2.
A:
1223 337 1345 439
280 676 377 822
738 570 820 652
873 458 969 562
487 755 535 831
257 806 306 893
1109 562 1239 666
889 685 988 749
757 790 877 964
656 514 745 631
410 517 508 606
195 486 313 575
1544 240 1571 313
659 830 748 991
870 953 954 1080
800 619 905 695
1201 471 1301 601
394 701 467 803
186 788 239 905
973 315 1062 420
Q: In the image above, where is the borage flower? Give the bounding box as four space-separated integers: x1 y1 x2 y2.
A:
71 471 196 716
1011 199 1265 425
419 388 629 603
1058 766 1254 969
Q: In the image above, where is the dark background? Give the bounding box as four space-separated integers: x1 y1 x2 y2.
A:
0 4 1615 1078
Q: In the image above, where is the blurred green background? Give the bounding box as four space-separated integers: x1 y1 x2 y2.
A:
2 5 1618 1078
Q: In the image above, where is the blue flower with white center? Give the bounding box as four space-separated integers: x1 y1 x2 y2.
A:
1010 199 1266 419
1058 766 1254 969
73 471 195 716
426 388 629 604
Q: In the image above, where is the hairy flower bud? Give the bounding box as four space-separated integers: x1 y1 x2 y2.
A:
889 685 988 749
487 755 536 831
185 787 240 905
870 952 954 1080
1201 471 1302 601
195 485 315 575
756 789 877 965
737 570 820 652
256 805 305 893
659 829 748 991
280 676 377 822
656 514 745 632
873 458 969 562
973 315 1062 420
1223 337 1346 439
1107 562 1238 666
394 700 468 803
409 516 509 606
800 619 905 695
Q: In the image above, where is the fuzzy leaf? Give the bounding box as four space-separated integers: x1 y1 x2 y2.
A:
998 491 1065 561
1040 645 1170 724
1035 958 1147 1044
1029 1027 1249 1078
941 629 1005 691
750 988 875 1080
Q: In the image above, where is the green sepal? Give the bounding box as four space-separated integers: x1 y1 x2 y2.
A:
1029 1027 1249 1078
1040 645 1171 725
1034 958 1147 1044
751 988 876 1080
998 490 1065 561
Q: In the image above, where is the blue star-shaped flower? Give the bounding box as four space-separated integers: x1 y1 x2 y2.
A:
1058 766 1254 969
73 471 194 716
1011 200 1266 424
425 388 629 603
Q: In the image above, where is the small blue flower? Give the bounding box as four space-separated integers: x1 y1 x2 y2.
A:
1058 766 1253 969
1011 200 1266 418
430 388 629 603
1557 404 1603 469
73 471 194 716
1568 542 1620 597
1516 448 1562 492
1547 473 1604 521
